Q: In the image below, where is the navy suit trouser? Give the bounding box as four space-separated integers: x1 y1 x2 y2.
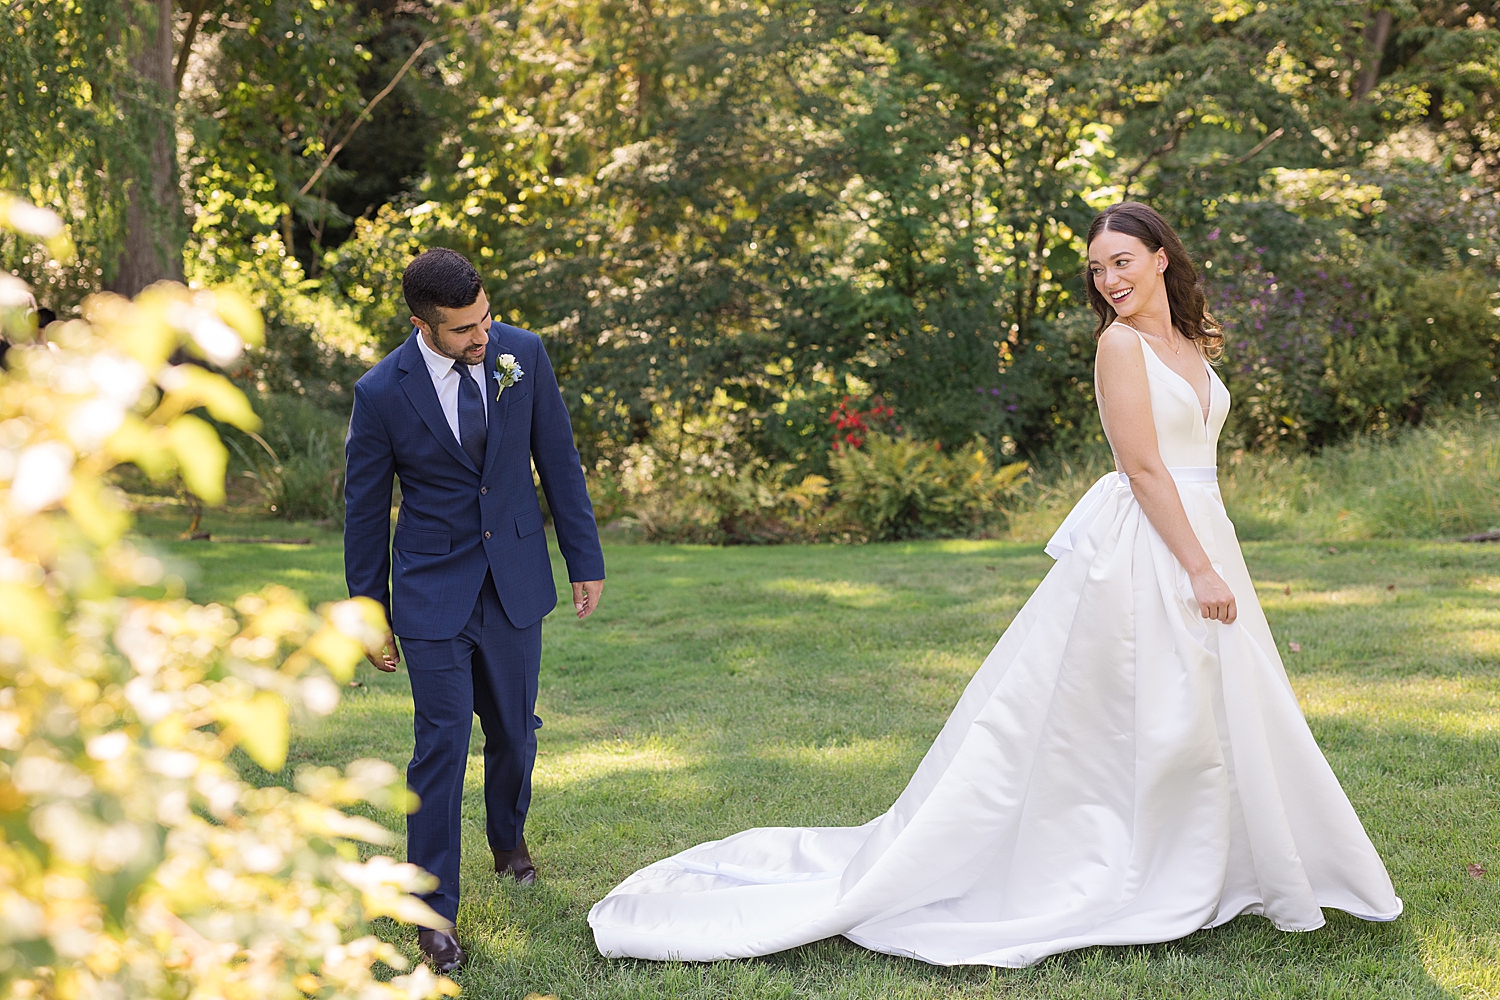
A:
398 572 542 926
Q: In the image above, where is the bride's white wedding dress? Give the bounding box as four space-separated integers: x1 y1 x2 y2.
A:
588 327 1402 967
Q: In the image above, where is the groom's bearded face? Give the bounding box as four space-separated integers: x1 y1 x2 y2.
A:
416 292 492 366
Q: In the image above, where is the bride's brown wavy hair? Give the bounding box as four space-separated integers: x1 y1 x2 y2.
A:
1084 202 1222 360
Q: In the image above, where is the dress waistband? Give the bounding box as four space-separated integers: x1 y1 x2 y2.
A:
1046 467 1218 560
1109 466 1218 484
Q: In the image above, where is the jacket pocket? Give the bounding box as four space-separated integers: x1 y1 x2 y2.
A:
514 508 544 538
393 525 451 554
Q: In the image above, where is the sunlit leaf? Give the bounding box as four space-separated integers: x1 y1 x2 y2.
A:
211 288 266 348
65 477 133 548
167 414 229 503
0 582 60 654
159 364 263 432
216 691 290 772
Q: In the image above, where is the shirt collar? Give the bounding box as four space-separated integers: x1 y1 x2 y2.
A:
414 328 465 380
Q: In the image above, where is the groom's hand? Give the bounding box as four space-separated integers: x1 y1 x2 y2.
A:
572 580 604 619
367 630 401 672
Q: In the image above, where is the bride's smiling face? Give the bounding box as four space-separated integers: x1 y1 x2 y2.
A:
1087 230 1167 319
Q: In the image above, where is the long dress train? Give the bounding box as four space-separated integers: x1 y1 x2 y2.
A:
587 328 1402 967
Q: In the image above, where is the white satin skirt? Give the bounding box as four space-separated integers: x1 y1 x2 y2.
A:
588 470 1402 967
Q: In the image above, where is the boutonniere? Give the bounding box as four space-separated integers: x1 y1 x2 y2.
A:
493 353 524 401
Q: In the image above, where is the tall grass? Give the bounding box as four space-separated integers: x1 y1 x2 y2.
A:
226 394 350 522
1008 408 1500 544
1222 408 1500 540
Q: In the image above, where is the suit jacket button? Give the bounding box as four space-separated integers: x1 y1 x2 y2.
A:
480 486 488 495
484 530 492 539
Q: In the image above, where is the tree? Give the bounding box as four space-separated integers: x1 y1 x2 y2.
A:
112 0 185 296
1 1 435 302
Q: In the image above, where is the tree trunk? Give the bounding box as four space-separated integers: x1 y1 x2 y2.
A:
108 0 184 297
1354 8 1394 101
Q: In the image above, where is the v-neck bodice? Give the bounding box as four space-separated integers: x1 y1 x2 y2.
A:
1096 323 1228 469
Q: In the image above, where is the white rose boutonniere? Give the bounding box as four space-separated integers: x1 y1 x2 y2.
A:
493 353 525 401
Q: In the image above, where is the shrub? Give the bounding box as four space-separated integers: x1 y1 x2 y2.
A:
612 453 835 544
1323 265 1500 432
1208 167 1500 450
0 198 454 1000
598 407 1028 543
219 250 375 413
829 434 1029 541
228 394 349 521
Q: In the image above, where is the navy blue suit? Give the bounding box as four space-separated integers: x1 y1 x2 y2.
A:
344 323 604 924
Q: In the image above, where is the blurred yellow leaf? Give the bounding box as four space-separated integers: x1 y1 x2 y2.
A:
159 365 262 432
0 582 60 654
65 478 132 547
90 292 176 370
217 692 289 772
211 288 265 348
0 200 447 997
107 415 175 479
302 626 365 684
167 414 228 503
0 194 72 262
298 806 396 846
309 597 389 682
237 584 314 642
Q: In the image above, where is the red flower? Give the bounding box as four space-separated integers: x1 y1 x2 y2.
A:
827 396 894 452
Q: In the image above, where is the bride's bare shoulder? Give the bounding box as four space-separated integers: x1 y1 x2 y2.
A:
1095 323 1145 369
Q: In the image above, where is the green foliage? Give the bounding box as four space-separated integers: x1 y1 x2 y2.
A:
1206 165 1500 448
320 0 1496 471
0 0 147 302
218 258 375 411
620 459 836 545
610 423 1028 544
7 0 1500 481
1219 407 1500 541
181 0 395 272
227 395 350 523
1323 263 1500 432
829 434 1030 541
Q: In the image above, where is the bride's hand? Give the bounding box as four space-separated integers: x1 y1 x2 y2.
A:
1189 569 1237 624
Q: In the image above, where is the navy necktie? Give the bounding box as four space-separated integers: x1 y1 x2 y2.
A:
455 363 487 470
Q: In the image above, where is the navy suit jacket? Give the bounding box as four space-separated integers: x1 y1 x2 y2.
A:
343 323 605 639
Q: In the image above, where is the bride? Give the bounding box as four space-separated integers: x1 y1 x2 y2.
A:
587 202 1402 968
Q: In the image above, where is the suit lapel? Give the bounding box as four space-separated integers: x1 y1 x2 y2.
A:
396 331 479 474
481 324 512 477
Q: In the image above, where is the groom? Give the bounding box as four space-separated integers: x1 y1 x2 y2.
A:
343 247 605 972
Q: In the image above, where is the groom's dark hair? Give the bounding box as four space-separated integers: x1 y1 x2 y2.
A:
402 248 483 329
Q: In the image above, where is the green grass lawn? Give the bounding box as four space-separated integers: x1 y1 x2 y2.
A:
143 511 1500 1000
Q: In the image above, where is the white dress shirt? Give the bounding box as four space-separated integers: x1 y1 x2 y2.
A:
415 331 488 445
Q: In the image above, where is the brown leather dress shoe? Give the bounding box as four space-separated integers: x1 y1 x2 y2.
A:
492 837 537 884
416 928 465 974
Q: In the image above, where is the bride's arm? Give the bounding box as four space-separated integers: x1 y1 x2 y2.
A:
1094 327 1237 624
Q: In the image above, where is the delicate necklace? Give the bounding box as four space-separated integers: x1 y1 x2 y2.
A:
1119 317 1182 354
